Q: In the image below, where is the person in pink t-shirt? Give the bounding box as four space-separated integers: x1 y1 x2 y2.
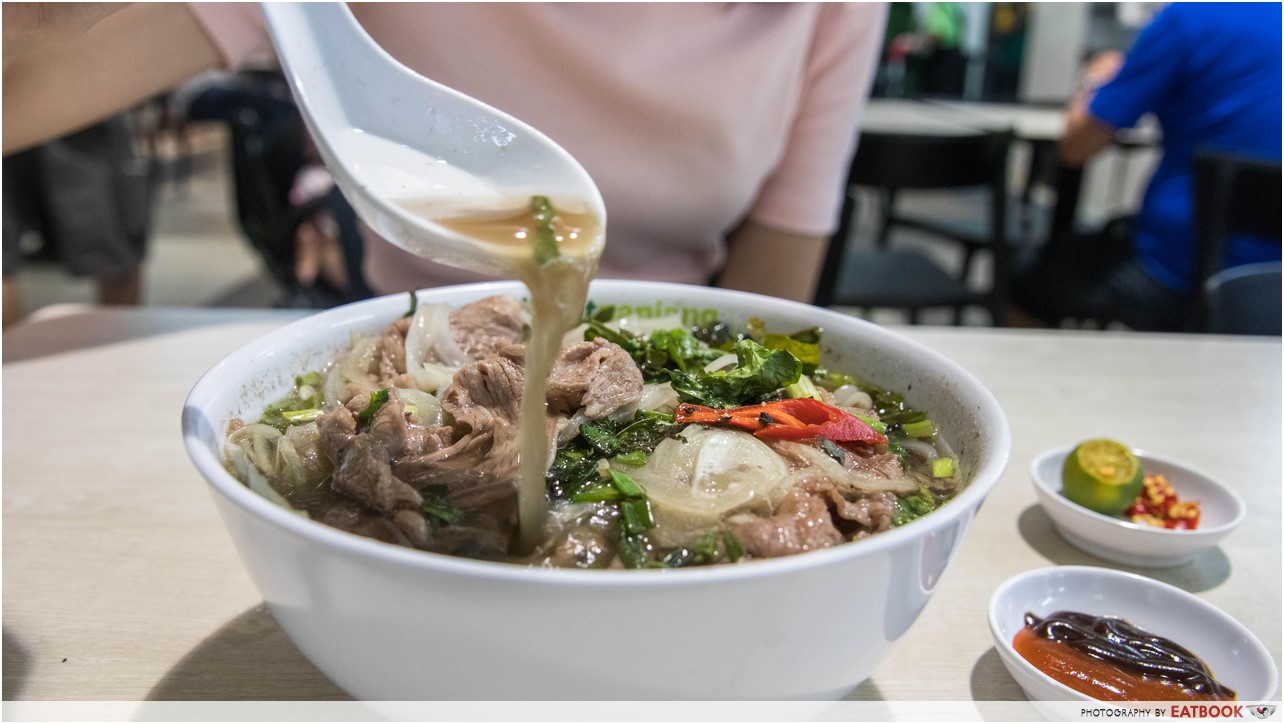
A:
4 3 886 303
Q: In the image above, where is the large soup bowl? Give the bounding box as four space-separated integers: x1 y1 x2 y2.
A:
182 280 1010 700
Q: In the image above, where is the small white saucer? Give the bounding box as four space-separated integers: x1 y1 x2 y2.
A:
989 566 1278 702
1030 446 1246 568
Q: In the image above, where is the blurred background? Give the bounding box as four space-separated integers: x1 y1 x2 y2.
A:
5 2 1277 333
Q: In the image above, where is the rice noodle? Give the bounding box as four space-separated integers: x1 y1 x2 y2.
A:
832 384 873 410
898 438 940 461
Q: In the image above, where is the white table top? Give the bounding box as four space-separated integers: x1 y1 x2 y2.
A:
3 305 1279 706
864 98 1160 145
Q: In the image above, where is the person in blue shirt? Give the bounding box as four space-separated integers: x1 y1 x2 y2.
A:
1012 3 1282 331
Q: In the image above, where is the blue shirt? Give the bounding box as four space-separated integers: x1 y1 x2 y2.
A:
1089 3 1282 292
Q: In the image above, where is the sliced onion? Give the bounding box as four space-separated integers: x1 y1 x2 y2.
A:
396 387 442 426
406 361 455 394
626 427 790 523
226 444 307 516
636 382 679 414
703 353 739 373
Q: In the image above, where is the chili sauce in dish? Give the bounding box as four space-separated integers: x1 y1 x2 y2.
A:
1013 611 1236 701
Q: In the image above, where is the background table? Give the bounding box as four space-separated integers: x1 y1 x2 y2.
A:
862 98 1161 240
3 305 1279 705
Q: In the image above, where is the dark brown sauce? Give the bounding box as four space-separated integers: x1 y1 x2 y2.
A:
1022 610 1235 700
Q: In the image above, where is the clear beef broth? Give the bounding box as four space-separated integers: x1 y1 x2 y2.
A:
226 283 967 569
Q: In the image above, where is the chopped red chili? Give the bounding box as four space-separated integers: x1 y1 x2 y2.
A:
674 398 887 445
1125 473 1201 530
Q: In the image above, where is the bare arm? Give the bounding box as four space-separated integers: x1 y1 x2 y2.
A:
1057 51 1124 168
716 220 828 303
3 2 222 154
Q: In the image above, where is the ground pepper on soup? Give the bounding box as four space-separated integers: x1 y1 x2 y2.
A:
224 294 965 569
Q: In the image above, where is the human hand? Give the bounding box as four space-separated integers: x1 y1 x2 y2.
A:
295 211 350 292
1079 50 1125 92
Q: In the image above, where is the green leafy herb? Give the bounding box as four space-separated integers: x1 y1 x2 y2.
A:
668 338 802 408
357 388 391 431
402 290 418 318
420 484 463 529
818 437 847 464
892 485 939 526
531 195 560 265
661 530 723 568
723 530 746 562
748 317 822 373
618 529 651 569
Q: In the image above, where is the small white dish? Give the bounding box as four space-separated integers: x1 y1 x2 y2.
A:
990 566 1278 702
1031 445 1246 568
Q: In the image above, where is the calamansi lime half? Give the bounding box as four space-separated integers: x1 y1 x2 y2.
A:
1062 439 1144 515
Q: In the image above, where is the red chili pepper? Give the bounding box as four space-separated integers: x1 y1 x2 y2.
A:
674 398 887 444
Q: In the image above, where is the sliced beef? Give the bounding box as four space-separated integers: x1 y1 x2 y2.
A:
394 356 525 507
546 339 644 419
842 449 906 480
366 390 408 454
331 435 422 513
449 295 525 360
443 355 523 430
797 478 897 537
732 487 844 559
316 405 357 466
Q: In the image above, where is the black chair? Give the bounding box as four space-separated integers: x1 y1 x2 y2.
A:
188 72 367 308
814 129 1015 325
1187 150 1282 334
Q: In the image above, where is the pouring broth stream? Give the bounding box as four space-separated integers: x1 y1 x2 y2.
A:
397 193 602 551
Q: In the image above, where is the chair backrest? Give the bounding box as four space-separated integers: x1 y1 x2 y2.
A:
1188 150 1283 331
814 129 1013 313
847 129 1014 189
227 107 309 292
1204 261 1282 335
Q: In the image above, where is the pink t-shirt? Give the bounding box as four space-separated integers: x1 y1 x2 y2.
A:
191 3 885 295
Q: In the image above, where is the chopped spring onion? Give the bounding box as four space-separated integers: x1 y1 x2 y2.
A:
901 419 937 439
295 371 322 388
619 498 655 534
784 374 823 401
571 484 622 503
607 469 647 498
282 408 322 424
614 450 647 467
932 457 956 478
853 413 888 434
531 195 560 265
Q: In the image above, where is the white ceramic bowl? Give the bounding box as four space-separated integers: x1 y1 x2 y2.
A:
990 566 1277 702
182 280 1010 700
1031 446 1246 568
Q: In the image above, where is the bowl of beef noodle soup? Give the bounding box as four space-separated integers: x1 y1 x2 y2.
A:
182 280 1010 700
